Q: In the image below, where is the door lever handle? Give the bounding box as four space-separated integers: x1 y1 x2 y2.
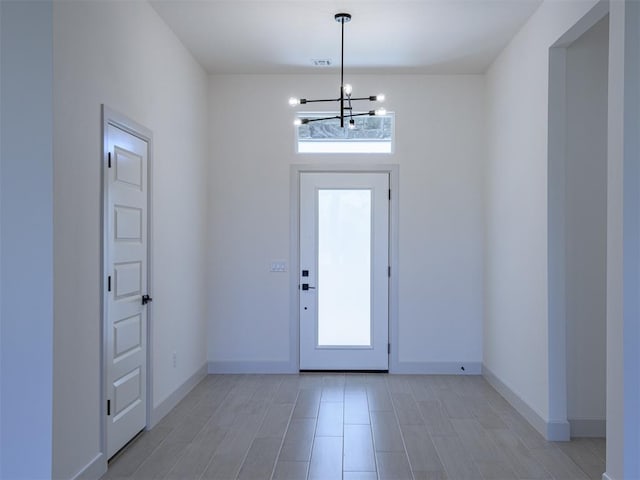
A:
301 284 316 291
142 294 153 305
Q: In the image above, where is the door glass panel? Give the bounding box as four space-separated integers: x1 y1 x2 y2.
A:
317 189 371 346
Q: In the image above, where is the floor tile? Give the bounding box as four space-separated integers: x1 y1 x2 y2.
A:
556 439 606 479
257 403 294 438
371 410 405 452
279 418 316 462
486 428 551 479
343 472 379 480
376 451 413 480
315 401 344 437
237 436 282 480
451 418 508 462
292 388 321 419
475 460 518 480
344 424 376 472
103 426 172 478
400 423 446 474
366 385 394 411
412 470 449 480
392 392 424 425
344 391 371 425
166 424 228 479
529 446 590 480
272 461 309 480
417 400 456 436
432 434 484 480
308 436 343 479
130 439 188 480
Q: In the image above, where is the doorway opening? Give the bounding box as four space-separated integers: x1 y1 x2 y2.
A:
548 4 609 441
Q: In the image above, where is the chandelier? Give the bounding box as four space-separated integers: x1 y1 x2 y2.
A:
288 13 386 129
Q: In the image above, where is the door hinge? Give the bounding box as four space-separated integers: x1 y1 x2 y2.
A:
388 189 391 200
388 343 391 354
107 152 112 168
107 275 112 292
107 399 111 416
388 266 391 277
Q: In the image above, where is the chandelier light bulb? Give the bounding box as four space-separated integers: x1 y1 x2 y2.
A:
289 97 300 106
348 118 356 129
377 94 385 102
293 118 302 126
344 84 353 95
375 108 387 116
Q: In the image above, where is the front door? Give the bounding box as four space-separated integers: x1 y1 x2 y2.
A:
299 172 389 370
105 119 150 458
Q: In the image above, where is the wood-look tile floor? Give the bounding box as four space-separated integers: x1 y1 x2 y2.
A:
102 374 605 480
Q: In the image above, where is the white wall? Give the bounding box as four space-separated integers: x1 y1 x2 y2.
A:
0 1 54 478
564 14 608 436
207 74 485 372
484 0 598 431
606 1 640 478
53 2 209 478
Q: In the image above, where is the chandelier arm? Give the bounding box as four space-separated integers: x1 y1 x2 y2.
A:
301 115 342 123
348 111 379 118
348 96 380 102
299 98 341 103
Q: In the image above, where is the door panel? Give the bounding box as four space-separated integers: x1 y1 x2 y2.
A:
113 314 142 359
299 172 389 370
106 123 149 458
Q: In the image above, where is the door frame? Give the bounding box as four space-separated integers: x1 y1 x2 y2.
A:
290 164 399 372
101 105 154 459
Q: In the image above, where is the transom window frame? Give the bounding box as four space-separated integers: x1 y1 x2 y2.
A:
294 111 395 154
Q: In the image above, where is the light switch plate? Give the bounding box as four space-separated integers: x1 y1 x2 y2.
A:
270 261 287 272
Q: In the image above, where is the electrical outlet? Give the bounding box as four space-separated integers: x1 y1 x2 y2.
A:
172 351 177 368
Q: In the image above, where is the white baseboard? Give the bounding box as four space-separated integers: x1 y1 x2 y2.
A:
70 453 106 480
207 361 481 375
150 363 208 428
547 419 571 441
208 361 296 374
569 418 606 437
392 361 482 375
482 364 570 441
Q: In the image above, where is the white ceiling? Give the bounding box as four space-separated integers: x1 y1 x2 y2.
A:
150 0 543 75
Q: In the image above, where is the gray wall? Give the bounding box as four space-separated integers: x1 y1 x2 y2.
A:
0 1 54 478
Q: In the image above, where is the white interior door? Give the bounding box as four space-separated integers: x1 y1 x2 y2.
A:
105 121 149 458
299 172 389 370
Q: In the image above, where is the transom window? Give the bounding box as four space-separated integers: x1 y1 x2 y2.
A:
296 113 395 154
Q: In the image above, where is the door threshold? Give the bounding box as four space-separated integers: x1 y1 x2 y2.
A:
299 369 389 374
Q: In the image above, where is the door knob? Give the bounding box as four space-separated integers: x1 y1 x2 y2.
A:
142 294 153 305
